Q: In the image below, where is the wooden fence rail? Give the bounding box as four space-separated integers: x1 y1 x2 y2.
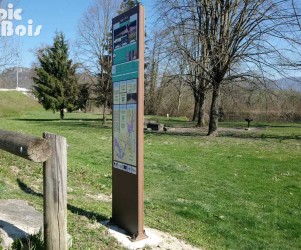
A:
0 130 68 250
0 130 52 162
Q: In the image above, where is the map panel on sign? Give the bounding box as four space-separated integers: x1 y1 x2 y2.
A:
113 103 137 166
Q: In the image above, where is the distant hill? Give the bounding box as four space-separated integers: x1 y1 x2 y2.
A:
0 91 42 117
0 67 93 90
276 77 301 92
0 67 35 89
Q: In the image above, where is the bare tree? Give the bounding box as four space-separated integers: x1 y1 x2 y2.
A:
155 0 211 127
195 0 301 135
76 0 120 124
145 32 161 115
144 28 177 116
173 64 190 117
156 0 301 135
0 0 19 73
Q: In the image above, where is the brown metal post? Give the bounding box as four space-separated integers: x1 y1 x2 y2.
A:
136 4 145 241
111 4 146 241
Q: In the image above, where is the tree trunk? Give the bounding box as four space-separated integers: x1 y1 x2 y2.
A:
196 93 206 127
84 100 88 113
102 101 107 125
60 109 64 120
176 92 182 117
208 83 221 136
192 94 200 122
148 89 156 115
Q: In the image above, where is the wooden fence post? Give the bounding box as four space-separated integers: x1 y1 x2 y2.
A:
43 132 67 250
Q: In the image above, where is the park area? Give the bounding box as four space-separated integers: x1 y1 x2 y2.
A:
0 92 300 249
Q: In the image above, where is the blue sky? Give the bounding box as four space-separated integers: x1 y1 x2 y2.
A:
8 0 154 68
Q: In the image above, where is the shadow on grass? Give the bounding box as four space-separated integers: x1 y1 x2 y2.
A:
144 130 207 137
144 130 301 141
17 179 107 222
253 124 301 129
219 132 301 141
14 118 112 122
13 118 112 130
17 179 43 198
67 204 107 223
0 220 27 239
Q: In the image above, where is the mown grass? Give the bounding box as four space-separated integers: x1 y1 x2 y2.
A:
0 94 300 249
0 116 120 249
0 92 43 117
144 133 301 249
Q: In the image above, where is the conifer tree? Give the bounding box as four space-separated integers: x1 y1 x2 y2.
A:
118 0 140 14
33 32 78 119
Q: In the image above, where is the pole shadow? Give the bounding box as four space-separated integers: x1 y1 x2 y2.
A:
16 179 108 223
0 220 28 244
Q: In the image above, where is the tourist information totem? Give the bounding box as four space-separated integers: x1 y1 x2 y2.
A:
111 4 146 240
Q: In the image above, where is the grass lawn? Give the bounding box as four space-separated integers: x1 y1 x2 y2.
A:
0 91 43 117
0 106 300 249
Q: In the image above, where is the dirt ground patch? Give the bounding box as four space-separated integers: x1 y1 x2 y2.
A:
164 126 264 136
145 228 201 250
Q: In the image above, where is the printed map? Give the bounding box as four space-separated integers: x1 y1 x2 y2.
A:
113 97 137 166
